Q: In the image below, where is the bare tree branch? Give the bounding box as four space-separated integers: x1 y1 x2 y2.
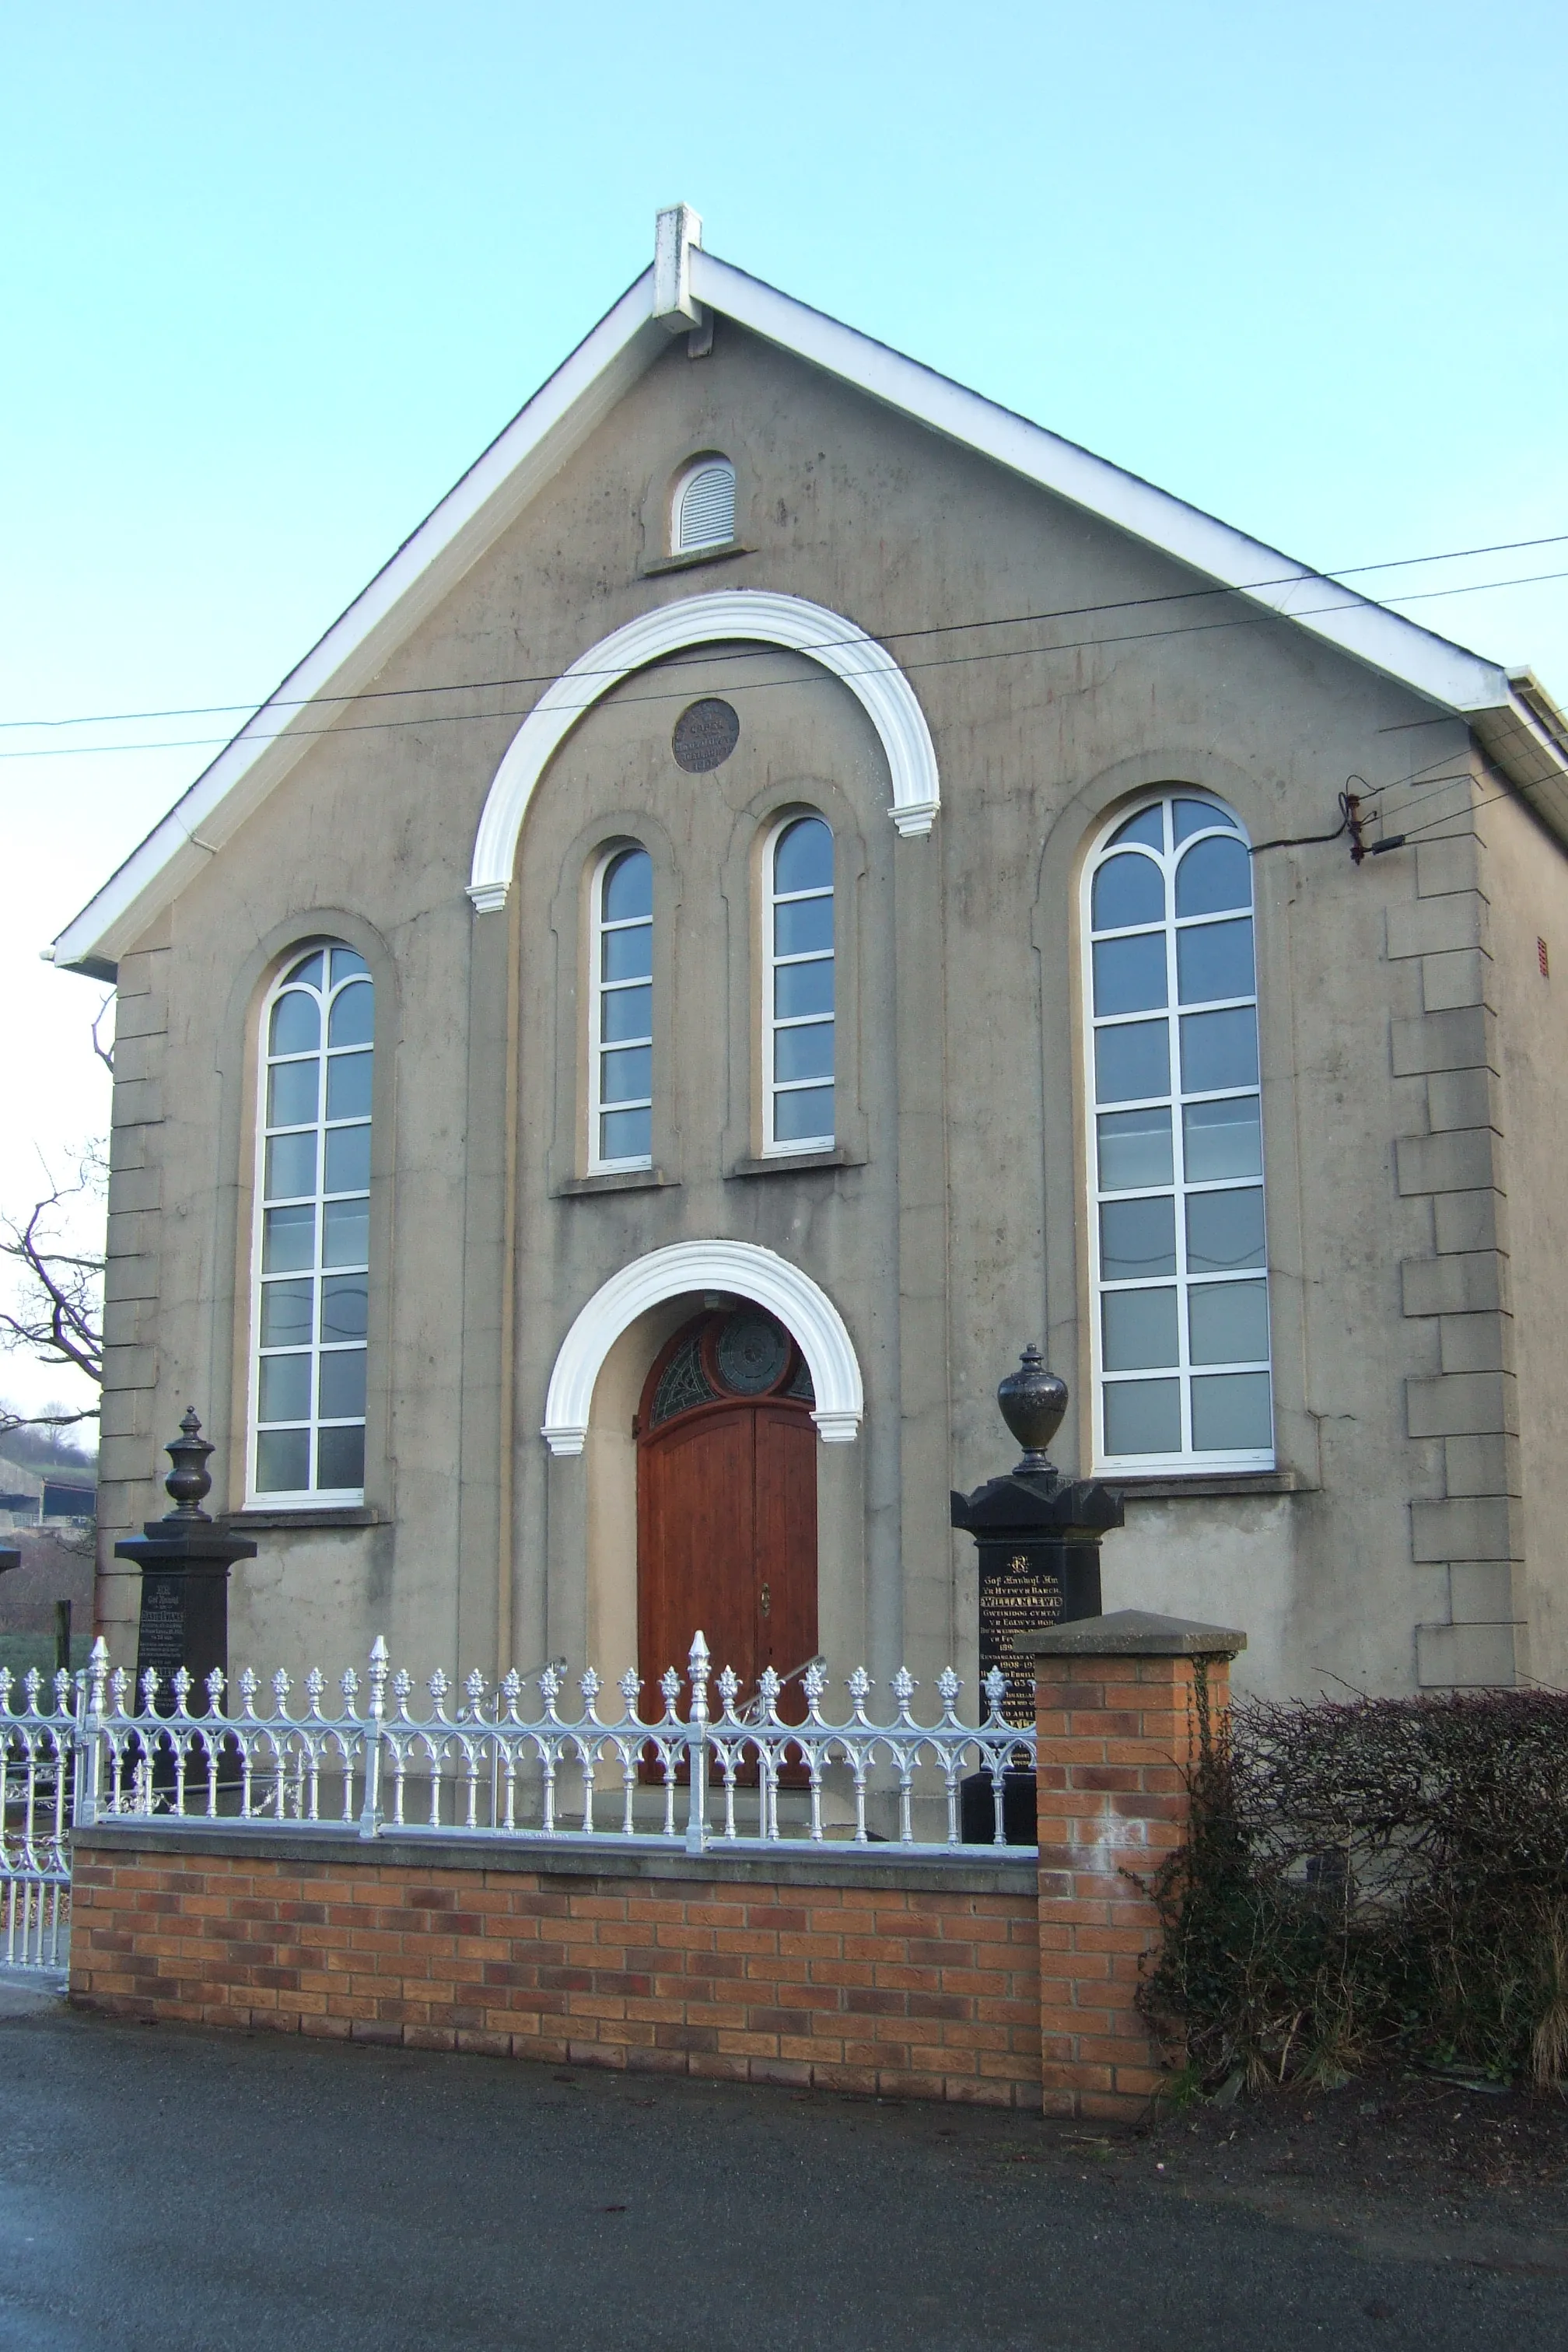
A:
90 992 115 1077
0 1156 106 1435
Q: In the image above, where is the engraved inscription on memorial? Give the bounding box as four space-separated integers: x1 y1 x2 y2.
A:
979 1547 1064 1729
671 698 740 772
135 1572 187 1685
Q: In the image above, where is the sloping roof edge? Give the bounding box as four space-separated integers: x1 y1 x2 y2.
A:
50 229 1568 976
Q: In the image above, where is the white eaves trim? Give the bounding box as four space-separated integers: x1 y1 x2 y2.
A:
51 236 1568 976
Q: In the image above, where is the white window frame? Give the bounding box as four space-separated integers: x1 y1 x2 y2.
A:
589 845 654 1174
1081 790 1274 1475
762 812 835 1156
671 456 736 554
247 943 373 1508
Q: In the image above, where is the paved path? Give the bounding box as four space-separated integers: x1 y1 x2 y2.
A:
0 1980 1563 2350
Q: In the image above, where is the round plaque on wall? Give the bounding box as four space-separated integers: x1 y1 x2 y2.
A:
716 1311 790 1395
672 698 740 772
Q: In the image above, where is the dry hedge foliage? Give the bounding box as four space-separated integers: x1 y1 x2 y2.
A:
1140 1678 1568 2092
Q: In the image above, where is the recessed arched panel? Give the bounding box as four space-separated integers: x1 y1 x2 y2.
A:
542 1238 863 1454
468 590 940 913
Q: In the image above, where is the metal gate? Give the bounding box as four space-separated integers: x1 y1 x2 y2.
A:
1 1668 73 1970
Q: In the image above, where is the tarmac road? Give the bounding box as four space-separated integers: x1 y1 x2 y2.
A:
0 1975 1563 2352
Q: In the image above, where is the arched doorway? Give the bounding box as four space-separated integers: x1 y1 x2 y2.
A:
636 1306 818 1703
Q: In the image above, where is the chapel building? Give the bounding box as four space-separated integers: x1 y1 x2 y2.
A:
55 207 1568 1703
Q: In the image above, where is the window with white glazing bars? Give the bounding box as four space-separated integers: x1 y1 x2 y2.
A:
765 814 835 1151
1083 793 1273 1470
252 945 373 1500
591 846 653 1169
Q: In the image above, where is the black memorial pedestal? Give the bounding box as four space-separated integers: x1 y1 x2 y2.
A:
116 1410 256 1711
950 1348 1123 1843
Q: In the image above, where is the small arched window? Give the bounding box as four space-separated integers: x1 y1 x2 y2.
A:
765 814 835 1151
251 943 373 1501
590 845 653 1170
1082 793 1272 1470
673 457 736 554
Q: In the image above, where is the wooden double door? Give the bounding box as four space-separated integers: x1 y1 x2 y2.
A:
636 1309 818 1713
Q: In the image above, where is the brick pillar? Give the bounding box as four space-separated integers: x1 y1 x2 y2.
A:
1017 1608 1246 2121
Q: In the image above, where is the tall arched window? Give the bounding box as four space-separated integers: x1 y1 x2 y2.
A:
1082 793 1272 1470
672 456 736 554
590 845 653 1170
765 814 835 1151
251 943 373 1501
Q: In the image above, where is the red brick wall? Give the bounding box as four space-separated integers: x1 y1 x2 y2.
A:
1034 1647 1227 2119
70 1834 1040 2107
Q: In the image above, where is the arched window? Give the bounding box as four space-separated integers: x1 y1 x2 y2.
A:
765 814 835 1151
672 456 736 554
1082 793 1272 1470
590 845 653 1169
251 943 373 1501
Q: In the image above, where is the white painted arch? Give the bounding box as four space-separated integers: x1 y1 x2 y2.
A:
468 589 940 912
542 1238 864 1455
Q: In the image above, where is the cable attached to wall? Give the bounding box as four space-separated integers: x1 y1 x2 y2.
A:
1251 782 1407 865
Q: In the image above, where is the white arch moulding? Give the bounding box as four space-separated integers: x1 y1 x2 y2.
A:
541 1237 864 1456
467 588 940 912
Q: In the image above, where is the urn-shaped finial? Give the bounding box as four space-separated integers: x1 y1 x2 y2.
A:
162 1408 215 1523
997 1346 1067 1472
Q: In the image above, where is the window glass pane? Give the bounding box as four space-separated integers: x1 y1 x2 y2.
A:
267 1059 318 1129
1188 1280 1269 1366
775 817 833 894
600 1044 652 1105
1177 918 1254 1006
326 1052 373 1121
774 1085 833 1143
1091 852 1164 933
316 1425 366 1490
1094 1020 1170 1105
261 1279 313 1347
256 1429 310 1493
324 1125 370 1195
600 1106 651 1161
1173 798 1237 844
1104 1379 1181 1455
1183 1097 1262 1181
601 924 653 982
775 897 834 958
264 1131 316 1202
1186 1188 1265 1272
1102 1287 1179 1371
321 1274 369 1342
322 1199 369 1269
601 982 651 1043
1191 1371 1272 1451
1180 1006 1258 1094
775 1023 835 1083
328 981 374 1048
775 960 835 1019
1174 835 1251 917
330 947 369 985
1093 933 1167 1016
1097 1108 1173 1192
604 847 653 923
269 991 319 1056
262 1203 315 1274
319 1349 367 1421
285 951 325 988
1100 1195 1177 1280
1108 805 1164 849
258 1354 311 1423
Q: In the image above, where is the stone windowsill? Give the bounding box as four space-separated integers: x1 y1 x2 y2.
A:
554 1167 679 1198
223 1506 387 1531
728 1146 865 1178
1111 1468 1314 1500
638 541 753 578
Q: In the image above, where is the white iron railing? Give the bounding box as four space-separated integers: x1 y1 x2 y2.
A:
2 1631 1038 1966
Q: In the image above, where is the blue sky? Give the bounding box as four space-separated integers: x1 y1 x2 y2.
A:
2 0 1565 1416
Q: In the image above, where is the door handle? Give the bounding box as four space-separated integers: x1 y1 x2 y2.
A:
760 1583 772 1617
